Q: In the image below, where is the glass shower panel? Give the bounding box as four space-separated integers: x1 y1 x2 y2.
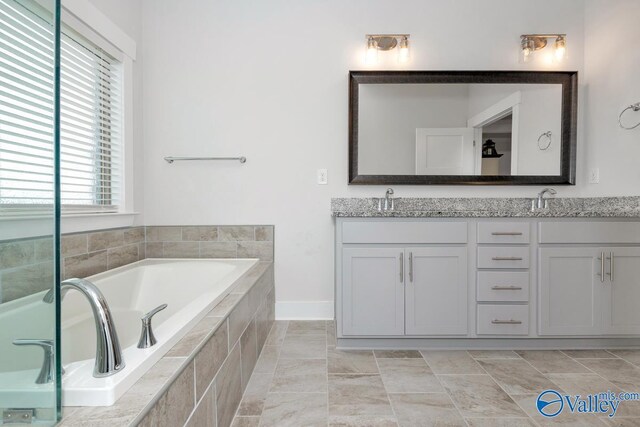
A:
0 0 60 424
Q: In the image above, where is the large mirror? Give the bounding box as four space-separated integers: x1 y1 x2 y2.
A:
349 71 577 185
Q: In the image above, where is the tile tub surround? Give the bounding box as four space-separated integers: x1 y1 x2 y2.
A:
0 225 273 303
331 196 640 218
232 327 640 426
60 261 275 427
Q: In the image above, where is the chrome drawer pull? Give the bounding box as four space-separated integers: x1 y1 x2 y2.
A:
491 319 522 325
492 257 523 261
491 232 523 236
491 286 523 290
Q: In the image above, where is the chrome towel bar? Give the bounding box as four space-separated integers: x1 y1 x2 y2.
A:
164 156 247 164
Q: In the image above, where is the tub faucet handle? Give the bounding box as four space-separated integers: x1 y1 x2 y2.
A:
137 304 167 349
13 339 58 384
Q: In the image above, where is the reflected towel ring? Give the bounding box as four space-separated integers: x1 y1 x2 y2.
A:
537 131 552 150
619 102 640 130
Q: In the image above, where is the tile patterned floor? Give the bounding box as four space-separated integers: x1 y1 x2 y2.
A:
231 321 640 427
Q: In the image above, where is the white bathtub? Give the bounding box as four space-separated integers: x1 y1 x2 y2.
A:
60 258 258 406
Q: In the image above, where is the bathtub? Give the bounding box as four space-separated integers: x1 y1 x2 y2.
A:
59 258 258 406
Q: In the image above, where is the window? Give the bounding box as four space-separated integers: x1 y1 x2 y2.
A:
0 0 122 215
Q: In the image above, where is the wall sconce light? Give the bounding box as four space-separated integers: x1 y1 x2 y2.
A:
520 34 567 63
365 34 411 65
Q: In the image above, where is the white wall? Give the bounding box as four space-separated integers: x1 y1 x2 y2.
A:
583 0 640 194
137 0 639 318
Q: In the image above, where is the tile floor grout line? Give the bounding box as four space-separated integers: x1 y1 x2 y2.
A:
373 353 400 426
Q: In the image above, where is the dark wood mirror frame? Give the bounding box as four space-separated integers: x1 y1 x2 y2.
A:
348 70 578 185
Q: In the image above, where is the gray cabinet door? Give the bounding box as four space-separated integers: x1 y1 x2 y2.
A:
342 247 405 336
405 247 468 335
539 247 603 336
603 247 640 335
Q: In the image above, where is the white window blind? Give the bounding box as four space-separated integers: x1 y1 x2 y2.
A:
0 0 122 216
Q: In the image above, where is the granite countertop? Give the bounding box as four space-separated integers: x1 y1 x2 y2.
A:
331 197 640 218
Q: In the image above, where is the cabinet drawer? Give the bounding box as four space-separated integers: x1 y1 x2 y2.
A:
477 246 530 269
478 222 530 244
477 305 529 335
539 222 640 244
342 221 467 244
477 272 529 302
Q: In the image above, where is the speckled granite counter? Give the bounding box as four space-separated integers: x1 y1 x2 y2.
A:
331 197 640 218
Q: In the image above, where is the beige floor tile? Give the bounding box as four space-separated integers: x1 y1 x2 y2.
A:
546 373 619 395
254 346 280 374
328 415 398 426
231 416 260 427
562 350 618 359
237 373 273 416
279 334 327 359
328 349 378 374
270 358 327 393
286 320 327 335
388 393 466 427
600 418 640 426
260 392 327 427
516 350 592 374
468 350 521 359
373 350 422 359
465 417 536 426
477 358 558 395
578 359 640 391
421 350 485 374
327 320 337 347
438 374 525 418
511 394 606 426
608 350 640 367
328 374 394 417
377 358 443 393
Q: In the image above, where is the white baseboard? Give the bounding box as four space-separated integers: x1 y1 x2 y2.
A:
276 301 334 320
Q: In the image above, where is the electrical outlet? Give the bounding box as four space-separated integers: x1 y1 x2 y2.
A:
317 168 328 185
589 168 600 184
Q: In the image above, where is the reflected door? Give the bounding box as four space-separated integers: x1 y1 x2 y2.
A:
415 128 475 175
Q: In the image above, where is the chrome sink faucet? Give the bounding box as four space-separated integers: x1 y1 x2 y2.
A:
533 188 557 210
384 188 395 211
44 278 125 378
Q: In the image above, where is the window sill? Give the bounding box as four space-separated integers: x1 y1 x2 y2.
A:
0 212 140 241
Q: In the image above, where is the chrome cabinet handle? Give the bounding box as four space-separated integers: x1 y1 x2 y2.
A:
491 232 523 236
597 252 605 283
607 252 614 282
138 304 168 349
491 319 523 325
492 257 523 261
409 252 413 282
491 286 523 290
399 252 404 283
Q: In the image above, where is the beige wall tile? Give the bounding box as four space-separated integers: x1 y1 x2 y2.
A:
123 227 145 244
237 242 273 261
88 229 125 252
61 234 88 257
1 262 53 302
34 238 53 261
63 251 107 279
146 226 182 242
185 382 216 427
254 226 273 242
195 320 229 401
200 242 237 258
229 294 251 347
0 241 35 269
146 242 163 258
107 244 140 270
215 343 243 427
163 242 199 258
182 226 218 241
240 318 258 391
138 361 195 427
218 226 254 241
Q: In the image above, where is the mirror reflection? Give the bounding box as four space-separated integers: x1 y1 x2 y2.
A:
358 83 562 176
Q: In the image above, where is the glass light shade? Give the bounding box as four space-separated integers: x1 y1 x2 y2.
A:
554 36 566 61
521 38 534 63
365 37 378 65
398 37 410 63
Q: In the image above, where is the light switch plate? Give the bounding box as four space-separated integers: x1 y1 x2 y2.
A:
317 169 328 185
589 168 600 184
